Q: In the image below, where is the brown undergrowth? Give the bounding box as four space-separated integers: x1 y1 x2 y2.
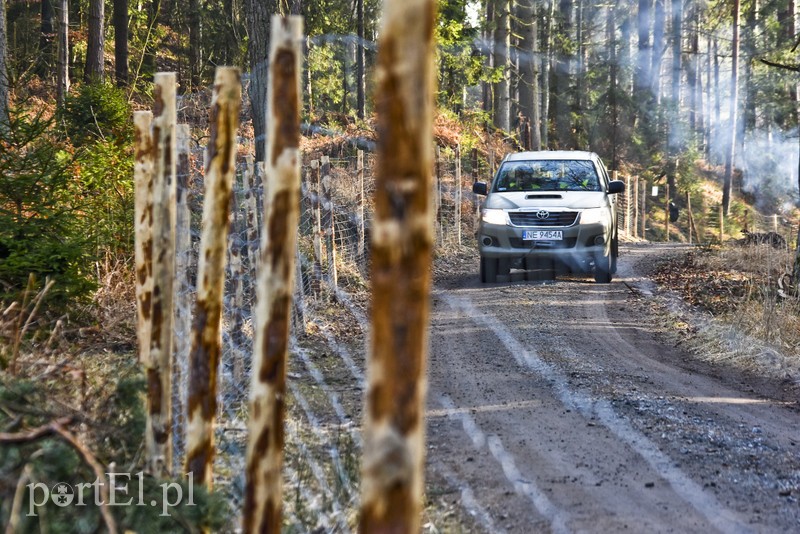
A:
650 243 800 378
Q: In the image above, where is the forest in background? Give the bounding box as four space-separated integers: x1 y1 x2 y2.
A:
3 0 800 301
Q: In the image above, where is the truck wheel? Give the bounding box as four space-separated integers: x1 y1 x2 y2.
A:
480 256 498 283
594 253 613 283
610 236 619 274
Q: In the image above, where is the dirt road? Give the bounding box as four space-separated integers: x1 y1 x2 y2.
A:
425 243 800 533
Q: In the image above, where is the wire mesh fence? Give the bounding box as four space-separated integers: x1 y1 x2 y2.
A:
165 87 798 529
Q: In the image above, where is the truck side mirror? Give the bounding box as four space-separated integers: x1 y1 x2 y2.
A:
473 182 488 196
607 180 625 195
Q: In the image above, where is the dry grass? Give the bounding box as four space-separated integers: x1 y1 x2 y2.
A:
652 243 800 379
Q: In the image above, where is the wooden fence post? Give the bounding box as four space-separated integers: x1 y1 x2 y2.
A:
321 155 338 289
687 191 698 244
360 0 435 531
434 145 442 241
244 154 261 286
146 72 177 477
719 203 724 243
664 181 670 242
173 123 193 473
310 159 323 294
455 144 462 246
357 149 366 259
134 111 154 369
640 179 647 240
243 16 303 533
631 176 639 238
185 66 241 488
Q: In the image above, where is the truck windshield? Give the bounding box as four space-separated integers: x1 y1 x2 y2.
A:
493 160 601 192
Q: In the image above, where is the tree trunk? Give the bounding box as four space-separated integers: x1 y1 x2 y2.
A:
356 0 366 119
185 67 240 489
244 0 277 162
671 0 682 107
243 16 302 533
784 0 798 126
619 0 632 93
723 0 740 216
112 0 128 86
635 0 652 98
56 0 68 108
650 0 664 102
575 0 585 143
607 1 619 169
742 0 758 135
0 0 7 130
482 0 494 116
492 0 510 131
516 0 540 150
541 0 554 147
360 0 435 530
84 0 104 82
188 0 201 88
39 0 55 77
554 0 573 148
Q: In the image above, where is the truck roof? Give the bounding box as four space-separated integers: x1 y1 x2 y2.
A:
505 150 597 162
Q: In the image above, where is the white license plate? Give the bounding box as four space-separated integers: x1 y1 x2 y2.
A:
523 230 563 241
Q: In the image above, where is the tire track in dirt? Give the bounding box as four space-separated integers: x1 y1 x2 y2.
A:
436 291 751 533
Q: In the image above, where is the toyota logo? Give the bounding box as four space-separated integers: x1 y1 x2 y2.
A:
535 210 550 220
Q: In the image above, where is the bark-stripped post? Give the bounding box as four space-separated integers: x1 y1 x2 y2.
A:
357 149 366 260
173 123 193 473
134 111 154 368
624 174 631 238
244 154 261 287
687 191 697 244
146 73 178 477
229 222 247 387
360 0 435 531
640 179 647 239
321 155 338 289
633 177 639 239
185 66 241 488
664 181 670 242
243 16 303 533
455 145 462 246
292 247 306 336
311 159 323 294
434 145 442 237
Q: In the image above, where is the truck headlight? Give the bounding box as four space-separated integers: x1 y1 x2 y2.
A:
580 208 607 225
481 209 508 226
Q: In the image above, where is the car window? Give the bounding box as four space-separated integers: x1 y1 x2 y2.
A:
493 160 602 192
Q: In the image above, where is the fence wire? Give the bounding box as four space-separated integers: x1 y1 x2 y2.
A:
166 121 796 529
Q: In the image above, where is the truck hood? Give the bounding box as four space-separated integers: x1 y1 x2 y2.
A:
484 191 608 210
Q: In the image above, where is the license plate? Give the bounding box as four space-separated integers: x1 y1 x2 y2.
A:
523 230 563 241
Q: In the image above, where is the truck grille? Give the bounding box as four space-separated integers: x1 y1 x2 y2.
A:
510 238 578 249
508 211 578 227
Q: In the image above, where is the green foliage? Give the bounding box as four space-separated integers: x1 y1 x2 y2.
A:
436 0 482 110
0 87 135 303
59 83 135 259
0 108 94 301
61 83 133 146
76 139 136 256
308 44 346 116
0 371 232 532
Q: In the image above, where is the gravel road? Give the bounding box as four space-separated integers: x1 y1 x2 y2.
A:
425 243 800 533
